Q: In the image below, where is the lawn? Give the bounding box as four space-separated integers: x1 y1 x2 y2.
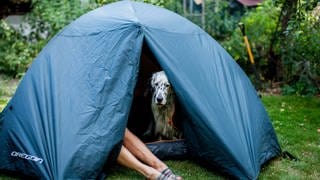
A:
0 76 319 179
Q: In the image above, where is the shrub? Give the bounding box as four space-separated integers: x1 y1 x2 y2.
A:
0 19 42 77
0 0 99 77
222 0 319 95
281 4 320 95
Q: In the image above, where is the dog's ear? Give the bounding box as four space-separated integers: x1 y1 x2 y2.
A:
150 73 156 88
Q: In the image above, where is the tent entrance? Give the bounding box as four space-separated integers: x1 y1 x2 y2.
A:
127 42 185 142
126 43 190 160
127 43 161 142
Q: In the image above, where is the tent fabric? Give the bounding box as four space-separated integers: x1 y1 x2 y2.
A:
0 1 281 179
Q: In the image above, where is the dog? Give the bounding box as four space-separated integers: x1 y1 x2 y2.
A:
150 71 182 140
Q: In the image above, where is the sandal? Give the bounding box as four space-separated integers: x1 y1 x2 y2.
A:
157 168 183 180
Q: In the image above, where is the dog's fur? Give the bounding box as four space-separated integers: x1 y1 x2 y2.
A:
150 71 182 140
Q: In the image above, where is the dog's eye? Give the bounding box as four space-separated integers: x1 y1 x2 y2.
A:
165 84 170 87
155 83 159 86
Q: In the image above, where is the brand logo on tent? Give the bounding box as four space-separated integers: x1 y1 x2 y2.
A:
11 151 44 164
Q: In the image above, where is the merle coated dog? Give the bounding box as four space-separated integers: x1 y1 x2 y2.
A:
150 71 182 140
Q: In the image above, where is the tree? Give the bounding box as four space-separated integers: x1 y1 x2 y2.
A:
267 0 298 81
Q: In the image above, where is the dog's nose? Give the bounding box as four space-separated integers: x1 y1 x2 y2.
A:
156 97 163 103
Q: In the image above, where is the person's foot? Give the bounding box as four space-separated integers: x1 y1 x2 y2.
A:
157 168 183 180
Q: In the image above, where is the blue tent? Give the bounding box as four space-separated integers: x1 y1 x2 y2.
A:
0 1 281 179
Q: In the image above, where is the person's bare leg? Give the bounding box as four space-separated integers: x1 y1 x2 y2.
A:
117 145 161 179
123 128 168 172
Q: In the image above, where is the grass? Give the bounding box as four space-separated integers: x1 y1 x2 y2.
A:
259 96 320 179
107 161 225 180
0 75 19 110
0 75 319 179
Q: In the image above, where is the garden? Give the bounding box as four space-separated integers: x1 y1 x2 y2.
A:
0 0 319 179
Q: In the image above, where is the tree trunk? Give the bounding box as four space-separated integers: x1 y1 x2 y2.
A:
267 0 298 81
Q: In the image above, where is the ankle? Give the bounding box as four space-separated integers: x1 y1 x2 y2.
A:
145 167 161 180
151 161 168 172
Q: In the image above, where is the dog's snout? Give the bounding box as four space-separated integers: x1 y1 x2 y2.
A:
156 96 163 103
155 92 166 104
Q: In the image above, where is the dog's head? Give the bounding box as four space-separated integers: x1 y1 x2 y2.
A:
151 71 172 105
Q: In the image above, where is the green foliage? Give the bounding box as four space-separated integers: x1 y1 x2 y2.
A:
222 0 280 74
0 75 19 110
222 0 319 95
139 0 166 7
95 0 118 5
0 0 98 77
205 0 243 40
281 2 320 95
28 0 98 39
0 20 42 77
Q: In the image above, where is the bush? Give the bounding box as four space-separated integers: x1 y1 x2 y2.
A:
0 0 100 77
0 19 43 77
281 5 320 95
220 0 280 88
222 0 319 95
